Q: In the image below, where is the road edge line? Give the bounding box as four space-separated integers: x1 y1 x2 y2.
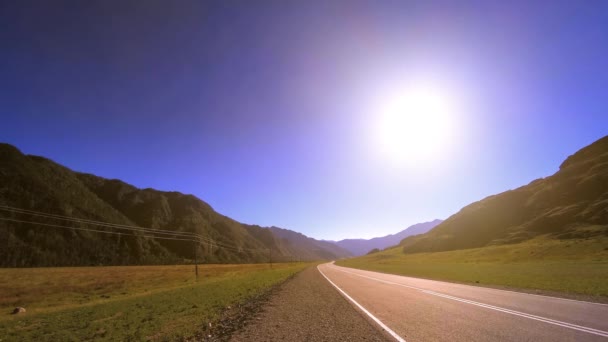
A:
335 263 608 306
333 265 608 338
317 264 406 342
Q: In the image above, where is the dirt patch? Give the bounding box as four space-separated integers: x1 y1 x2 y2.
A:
92 311 123 323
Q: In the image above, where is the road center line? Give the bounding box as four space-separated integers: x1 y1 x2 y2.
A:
317 265 407 342
331 265 608 338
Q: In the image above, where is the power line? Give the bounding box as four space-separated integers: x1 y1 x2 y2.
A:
0 215 204 280
0 215 269 255
0 205 265 251
0 217 196 242
0 205 246 250
0 205 197 237
0 205 271 253
192 232 266 252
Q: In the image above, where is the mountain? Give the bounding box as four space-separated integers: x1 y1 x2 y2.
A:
0 143 351 267
269 227 353 261
401 135 608 253
332 219 443 256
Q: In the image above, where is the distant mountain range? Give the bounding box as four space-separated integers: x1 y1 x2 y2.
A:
330 219 443 256
0 143 351 267
400 135 608 253
269 227 352 260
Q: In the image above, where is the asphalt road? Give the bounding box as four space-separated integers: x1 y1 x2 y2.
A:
318 262 608 342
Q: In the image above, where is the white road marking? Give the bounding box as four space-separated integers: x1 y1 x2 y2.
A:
465 283 608 306
317 265 407 342
330 265 608 338
338 263 608 306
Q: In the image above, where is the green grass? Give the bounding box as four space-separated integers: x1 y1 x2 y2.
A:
336 237 608 298
0 263 310 341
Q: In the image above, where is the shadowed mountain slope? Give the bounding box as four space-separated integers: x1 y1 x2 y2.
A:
269 226 353 260
0 143 351 267
401 135 608 253
331 220 443 256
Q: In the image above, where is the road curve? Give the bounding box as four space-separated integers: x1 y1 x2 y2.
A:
318 262 608 342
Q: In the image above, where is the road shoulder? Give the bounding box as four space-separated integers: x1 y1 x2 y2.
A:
229 265 390 342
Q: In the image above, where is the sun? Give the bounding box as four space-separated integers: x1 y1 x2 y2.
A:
372 82 459 167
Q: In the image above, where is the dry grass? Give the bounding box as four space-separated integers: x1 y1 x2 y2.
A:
0 263 310 341
0 264 271 316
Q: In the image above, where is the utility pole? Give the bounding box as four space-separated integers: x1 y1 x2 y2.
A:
269 247 272 268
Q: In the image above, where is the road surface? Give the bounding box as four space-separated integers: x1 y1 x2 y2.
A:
318 262 608 342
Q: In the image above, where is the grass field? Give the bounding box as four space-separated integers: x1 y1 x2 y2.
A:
0 262 310 341
336 237 608 299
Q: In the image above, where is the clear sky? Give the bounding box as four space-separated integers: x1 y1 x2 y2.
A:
1 1 607 240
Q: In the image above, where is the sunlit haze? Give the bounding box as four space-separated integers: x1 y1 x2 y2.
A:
371 78 463 167
2 1 607 240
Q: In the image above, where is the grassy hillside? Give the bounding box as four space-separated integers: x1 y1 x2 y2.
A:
338 137 608 299
0 143 350 266
75 172 283 264
0 144 169 267
337 236 608 298
0 262 310 341
401 135 608 253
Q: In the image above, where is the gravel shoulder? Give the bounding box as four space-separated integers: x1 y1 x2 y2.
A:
229 266 389 342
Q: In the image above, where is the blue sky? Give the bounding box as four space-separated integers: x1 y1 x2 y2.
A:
1 1 607 240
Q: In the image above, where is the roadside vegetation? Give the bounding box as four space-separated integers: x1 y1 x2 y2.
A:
336 236 608 299
0 262 310 341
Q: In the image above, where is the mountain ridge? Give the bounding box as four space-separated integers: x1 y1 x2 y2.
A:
0 143 351 267
400 135 608 253
331 219 443 256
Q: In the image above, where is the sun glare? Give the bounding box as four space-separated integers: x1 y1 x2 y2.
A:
373 82 459 167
